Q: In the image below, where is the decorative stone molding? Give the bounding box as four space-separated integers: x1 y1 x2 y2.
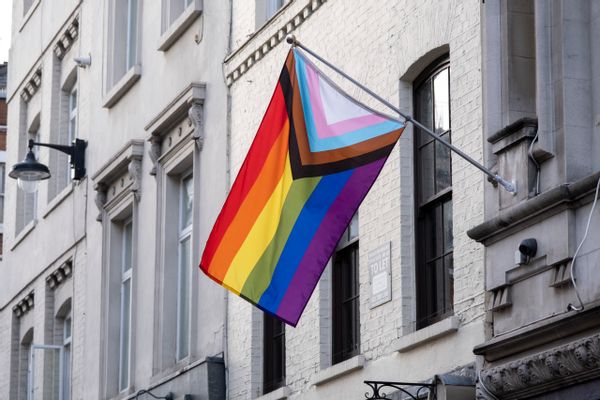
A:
550 260 572 288
487 285 511 312
12 292 34 318
92 140 145 221
188 99 204 150
224 0 328 86
46 260 73 289
53 16 80 60
478 333 600 399
20 68 42 103
145 82 205 174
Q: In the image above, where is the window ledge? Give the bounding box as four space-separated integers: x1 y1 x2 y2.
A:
19 0 41 32
394 316 460 353
43 184 74 218
103 65 142 108
313 355 365 386
256 386 291 400
158 0 203 51
10 219 38 251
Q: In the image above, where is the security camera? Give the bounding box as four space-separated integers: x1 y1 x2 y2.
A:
518 238 537 264
73 55 91 68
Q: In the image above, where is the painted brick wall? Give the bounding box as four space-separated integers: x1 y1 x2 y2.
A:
226 0 485 398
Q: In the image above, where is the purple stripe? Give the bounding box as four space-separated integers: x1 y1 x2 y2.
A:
276 158 385 326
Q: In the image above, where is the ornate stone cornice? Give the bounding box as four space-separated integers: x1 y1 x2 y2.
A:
478 333 600 399
12 292 34 318
224 0 328 86
188 98 204 150
46 260 73 289
20 68 42 103
53 16 80 60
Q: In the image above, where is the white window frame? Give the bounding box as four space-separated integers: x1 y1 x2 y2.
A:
66 85 77 180
118 219 133 392
125 0 138 73
62 315 72 400
28 344 64 400
176 173 193 361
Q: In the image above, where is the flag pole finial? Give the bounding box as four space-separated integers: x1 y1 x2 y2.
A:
286 35 298 46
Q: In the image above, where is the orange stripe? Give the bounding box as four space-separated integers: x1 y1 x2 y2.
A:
207 121 290 281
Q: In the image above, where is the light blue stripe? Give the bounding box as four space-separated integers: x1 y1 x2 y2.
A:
294 49 404 153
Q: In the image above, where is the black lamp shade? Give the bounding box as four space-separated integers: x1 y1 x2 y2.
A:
9 150 51 181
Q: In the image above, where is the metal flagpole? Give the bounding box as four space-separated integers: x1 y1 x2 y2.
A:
286 35 517 194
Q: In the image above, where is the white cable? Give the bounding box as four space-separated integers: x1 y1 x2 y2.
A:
568 176 600 312
478 370 500 400
528 130 540 195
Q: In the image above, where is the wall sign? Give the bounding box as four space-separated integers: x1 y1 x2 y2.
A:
369 242 392 309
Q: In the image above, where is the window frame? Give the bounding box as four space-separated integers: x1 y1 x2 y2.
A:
118 218 133 392
331 213 360 365
413 56 454 330
263 313 285 394
176 172 193 362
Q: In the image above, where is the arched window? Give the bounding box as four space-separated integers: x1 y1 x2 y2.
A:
413 56 453 329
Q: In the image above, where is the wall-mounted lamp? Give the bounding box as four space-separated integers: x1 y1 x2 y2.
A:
9 138 87 193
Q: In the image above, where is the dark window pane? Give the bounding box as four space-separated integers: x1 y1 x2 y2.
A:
263 314 285 394
415 79 433 146
443 200 453 252
435 133 452 192
419 142 435 202
332 242 360 364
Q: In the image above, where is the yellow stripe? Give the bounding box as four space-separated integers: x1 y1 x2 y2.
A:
222 156 294 293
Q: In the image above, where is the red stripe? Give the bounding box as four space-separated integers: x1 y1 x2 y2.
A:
200 82 289 275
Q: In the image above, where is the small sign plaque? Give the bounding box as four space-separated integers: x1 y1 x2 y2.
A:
369 242 392 309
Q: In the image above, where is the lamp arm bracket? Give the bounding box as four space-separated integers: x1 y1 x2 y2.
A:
30 139 77 157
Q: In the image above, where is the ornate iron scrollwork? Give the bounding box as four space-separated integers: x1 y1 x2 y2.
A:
364 380 436 400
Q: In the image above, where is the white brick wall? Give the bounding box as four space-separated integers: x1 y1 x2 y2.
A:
226 0 485 398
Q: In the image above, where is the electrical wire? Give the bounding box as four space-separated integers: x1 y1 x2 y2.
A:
477 370 500 400
567 176 600 312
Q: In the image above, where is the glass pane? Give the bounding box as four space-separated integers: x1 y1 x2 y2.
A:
348 213 358 240
64 317 72 341
415 79 433 146
433 68 450 134
419 142 435 202
180 175 193 229
444 254 454 315
177 237 190 360
63 345 71 400
170 0 185 25
69 89 77 114
0 163 5 192
31 347 61 400
119 279 131 391
127 0 138 70
443 200 453 252
435 132 452 192
123 221 133 272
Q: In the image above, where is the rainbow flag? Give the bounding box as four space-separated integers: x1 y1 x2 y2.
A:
200 48 404 326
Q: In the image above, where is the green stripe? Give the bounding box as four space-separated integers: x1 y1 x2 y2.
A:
240 176 321 302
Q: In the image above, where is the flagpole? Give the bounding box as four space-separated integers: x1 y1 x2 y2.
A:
286 35 517 194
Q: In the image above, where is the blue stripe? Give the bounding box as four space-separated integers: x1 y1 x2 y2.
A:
294 49 403 152
257 169 353 311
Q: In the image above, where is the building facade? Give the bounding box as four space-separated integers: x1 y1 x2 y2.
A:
0 1 230 399
224 0 485 399
0 62 7 257
471 1 600 399
2 0 599 400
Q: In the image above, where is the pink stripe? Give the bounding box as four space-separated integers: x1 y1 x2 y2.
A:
304 61 387 139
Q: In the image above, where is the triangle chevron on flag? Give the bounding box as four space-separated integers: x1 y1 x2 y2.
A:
200 48 404 326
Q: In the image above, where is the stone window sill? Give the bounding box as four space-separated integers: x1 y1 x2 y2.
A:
158 0 203 51
103 65 142 108
19 0 41 32
313 355 365 386
394 316 460 353
11 219 37 251
255 386 291 400
43 184 74 218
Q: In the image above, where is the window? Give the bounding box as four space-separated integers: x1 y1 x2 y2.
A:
163 0 194 31
23 0 34 16
107 0 140 88
263 313 285 394
118 219 133 391
62 314 72 400
255 0 286 28
16 127 39 233
414 58 453 329
19 328 33 400
176 174 193 361
0 162 5 225
332 213 360 364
